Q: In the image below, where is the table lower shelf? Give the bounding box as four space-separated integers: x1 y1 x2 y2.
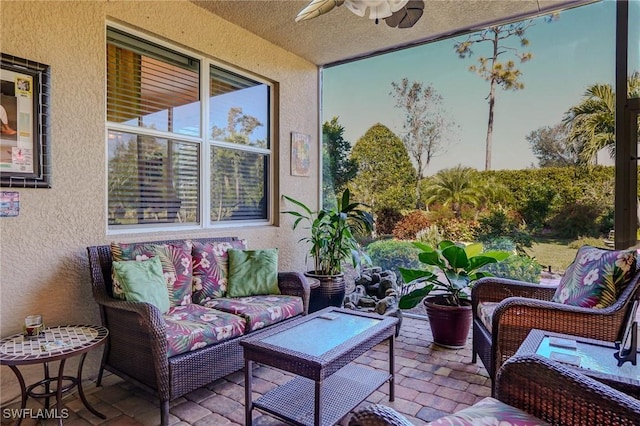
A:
253 364 391 426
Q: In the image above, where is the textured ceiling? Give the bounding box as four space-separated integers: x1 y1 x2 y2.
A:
191 0 592 66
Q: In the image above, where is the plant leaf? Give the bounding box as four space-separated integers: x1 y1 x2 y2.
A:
398 284 434 309
442 244 469 270
399 267 437 284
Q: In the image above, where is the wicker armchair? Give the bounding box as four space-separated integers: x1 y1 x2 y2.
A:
471 270 640 385
349 354 640 426
87 237 310 426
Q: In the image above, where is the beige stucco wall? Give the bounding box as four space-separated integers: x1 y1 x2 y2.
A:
0 0 318 402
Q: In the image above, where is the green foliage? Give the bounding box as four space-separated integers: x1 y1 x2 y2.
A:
422 165 483 218
481 166 616 234
283 189 373 275
476 209 533 254
482 254 543 283
349 124 417 212
564 72 640 165
365 239 422 282
548 202 606 238
322 117 358 208
392 210 431 240
480 237 542 282
398 241 510 307
436 218 479 242
416 225 443 249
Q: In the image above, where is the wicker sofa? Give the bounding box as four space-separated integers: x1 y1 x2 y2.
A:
349 354 640 425
87 236 310 426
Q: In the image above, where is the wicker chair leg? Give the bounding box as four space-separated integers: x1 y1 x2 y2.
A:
161 401 169 426
471 351 477 363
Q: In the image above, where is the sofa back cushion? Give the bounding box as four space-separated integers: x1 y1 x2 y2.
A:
112 256 170 313
111 241 193 307
551 245 637 308
191 239 247 304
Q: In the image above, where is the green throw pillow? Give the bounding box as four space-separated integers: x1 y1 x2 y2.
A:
112 256 171 313
227 249 280 297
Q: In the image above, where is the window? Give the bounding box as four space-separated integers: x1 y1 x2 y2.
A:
106 27 272 230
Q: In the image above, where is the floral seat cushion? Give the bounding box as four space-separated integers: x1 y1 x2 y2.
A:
426 397 548 426
477 301 499 333
164 304 246 357
201 295 304 332
551 245 637 308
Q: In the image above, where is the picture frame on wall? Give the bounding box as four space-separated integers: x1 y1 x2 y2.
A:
290 132 310 177
0 53 51 188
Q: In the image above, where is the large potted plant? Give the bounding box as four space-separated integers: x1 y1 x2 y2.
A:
283 189 373 312
398 240 509 348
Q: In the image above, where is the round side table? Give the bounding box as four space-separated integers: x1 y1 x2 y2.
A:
0 325 109 426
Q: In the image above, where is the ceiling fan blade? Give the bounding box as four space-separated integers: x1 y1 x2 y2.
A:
384 0 424 28
296 0 345 22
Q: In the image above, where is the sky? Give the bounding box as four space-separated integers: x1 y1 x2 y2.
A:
322 0 640 175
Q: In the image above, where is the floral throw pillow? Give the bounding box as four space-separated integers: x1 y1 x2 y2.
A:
191 239 247 304
551 245 637 308
111 241 193 307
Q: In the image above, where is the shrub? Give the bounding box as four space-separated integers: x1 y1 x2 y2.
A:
416 225 442 248
481 254 543 283
392 210 431 240
375 207 403 236
548 202 603 238
365 239 422 283
435 217 479 242
476 209 533 255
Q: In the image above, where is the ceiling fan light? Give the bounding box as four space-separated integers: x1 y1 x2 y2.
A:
368 2 393 20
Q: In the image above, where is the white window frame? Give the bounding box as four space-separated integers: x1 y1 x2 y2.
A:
106 23 275 235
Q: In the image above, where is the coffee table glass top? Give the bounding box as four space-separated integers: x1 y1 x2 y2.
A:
260 312 381 356
536 336 638 381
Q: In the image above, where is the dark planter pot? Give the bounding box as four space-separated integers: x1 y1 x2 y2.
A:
305 271 346 313
424 296 472 349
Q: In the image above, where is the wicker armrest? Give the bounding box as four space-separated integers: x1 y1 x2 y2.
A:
348 404 414 426
278 271 311 314
496 354 640 426
472 277 557 306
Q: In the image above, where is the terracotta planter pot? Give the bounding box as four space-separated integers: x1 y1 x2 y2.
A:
424 296 472 349
305 271 346 313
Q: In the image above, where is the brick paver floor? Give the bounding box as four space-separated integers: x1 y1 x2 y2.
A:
1 316 491 425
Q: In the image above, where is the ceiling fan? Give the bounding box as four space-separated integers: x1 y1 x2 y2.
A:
296 0 425 28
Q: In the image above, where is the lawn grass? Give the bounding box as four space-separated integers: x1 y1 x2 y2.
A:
526 237 578 274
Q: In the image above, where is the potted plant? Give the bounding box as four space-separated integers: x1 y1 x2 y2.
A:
283 189 373 312
398 240 509 348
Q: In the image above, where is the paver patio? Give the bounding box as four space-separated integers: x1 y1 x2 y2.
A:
1 316 491 426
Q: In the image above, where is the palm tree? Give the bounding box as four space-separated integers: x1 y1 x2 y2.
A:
423 165 482 218
564 72 640 164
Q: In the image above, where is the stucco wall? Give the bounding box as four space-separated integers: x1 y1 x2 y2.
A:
0 0 318 402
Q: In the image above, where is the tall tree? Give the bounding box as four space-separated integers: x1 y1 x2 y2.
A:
322 117 357 208
349 124 416 220
390 78 456 207
526 123 579 167
563 72 640 164
454 20 537 171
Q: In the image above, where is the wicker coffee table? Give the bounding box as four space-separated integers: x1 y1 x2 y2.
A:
240 307 398 426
